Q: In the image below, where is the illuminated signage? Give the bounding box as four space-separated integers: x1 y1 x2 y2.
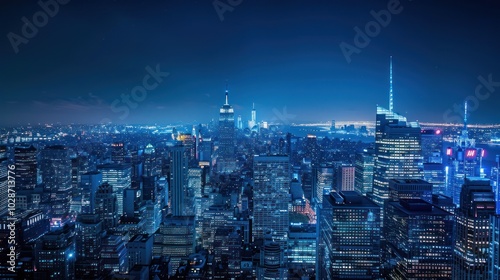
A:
446 148 453 156
465 149 477 158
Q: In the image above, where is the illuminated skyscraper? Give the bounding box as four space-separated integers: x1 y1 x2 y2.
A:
445 102 485 206
95 182 118 230
371 107 423 207
319 191 381 279
385 199 453 279
14 145 37 190
217 86 236 173
355 149 374 195
336 165 355 192
248 102 257 130
75 213 103 278
170 145 191 216
111 142 126 164
97 163 131 217
40 145 72 228
35 226 75 280
452 177 496 279
252 155 290 248
490 215 500 280
80 171 102 214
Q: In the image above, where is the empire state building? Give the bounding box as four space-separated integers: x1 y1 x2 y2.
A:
217 87 236 173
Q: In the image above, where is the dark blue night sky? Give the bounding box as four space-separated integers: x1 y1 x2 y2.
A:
1 0 500 125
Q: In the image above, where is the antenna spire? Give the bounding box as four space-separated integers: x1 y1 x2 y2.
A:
464 100 468 130
389 56 393 112
225 80 229 105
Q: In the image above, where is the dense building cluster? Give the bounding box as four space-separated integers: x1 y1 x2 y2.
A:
0 81 500 280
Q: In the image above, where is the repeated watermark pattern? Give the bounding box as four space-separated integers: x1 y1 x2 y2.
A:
339 0 408 63
7 0 71 54
270 106 296 125
443 74 500 123
213 0 243 22
100 64 169 124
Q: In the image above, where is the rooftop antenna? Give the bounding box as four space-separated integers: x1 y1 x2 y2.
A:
464 100 468 130
389 56 394 112
225 80 229 105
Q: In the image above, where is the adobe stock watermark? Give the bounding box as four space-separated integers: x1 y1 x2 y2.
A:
270 106 296 125
6 164 17 273
443 74 500 123
213 0 243 22
7 0 70 54
339 0 408 63
100 64 169 124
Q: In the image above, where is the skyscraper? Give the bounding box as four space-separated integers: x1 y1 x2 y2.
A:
248 102 257 130
75 213 103 279
14 145 37 190
336 165 355 192
252 155 290 248
371 57 423 207
445 102 485 206
490 215 500 280
452 177 496 279
170 145 191 216
385 199 453 279
217 86 236 173
35 226 75 280
97 163 131 217
371 107 423 207
80 171 102 214
95 182 118 230
319 191 381 279
355 149 374 195
40 145 72 228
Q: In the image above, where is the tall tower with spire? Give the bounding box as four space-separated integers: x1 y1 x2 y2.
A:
218 83 236 173
369 57 423 210
248 102 257 130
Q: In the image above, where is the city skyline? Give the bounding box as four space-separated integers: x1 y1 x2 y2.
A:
2 1 500 125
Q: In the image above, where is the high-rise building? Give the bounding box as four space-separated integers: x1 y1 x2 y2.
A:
258 235 287 280
319 191 381 279
111 142 126 164
371 107 423 207
101 234 128 273
248 102 257 130
14 145 37 190
445 102 485 206
95 182 118 230
75 213 103 279
40 145 72 228
452 177 496 279
153 216 195 276
304 134 319 168
336 165 355 192
313 164 333 205
423 162 446 194
388 179 433 203
143 143 161 177
217 86 236 173
287 224 316 279
385 199 453 279
97 163 131 217
421 128 443 163
34 226 75 280
490 215 500 280
252 155 290 248
80 171 102 214
127 234 153 271
170 145 191 216
355 149 374 195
